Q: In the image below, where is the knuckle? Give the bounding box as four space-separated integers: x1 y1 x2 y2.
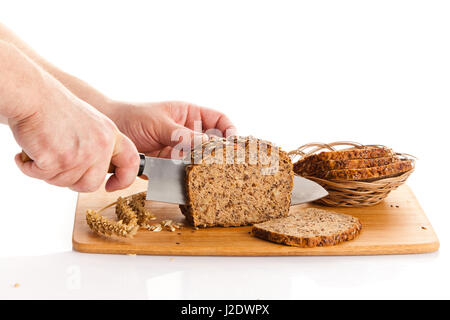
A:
46 179 67 188
72 181 97 193
126 152 140 169
97 129 115 149
73 172 105 193
45 172 77 188
69 185 84 193
90 176 105 191
32 152 53 170
56 150 74 169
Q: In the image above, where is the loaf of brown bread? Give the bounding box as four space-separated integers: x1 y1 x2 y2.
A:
180 136 294 227
252 208 362 247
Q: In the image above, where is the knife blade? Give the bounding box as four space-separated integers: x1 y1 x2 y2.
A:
141 156 328 205
290 175 328 205
142 156 188 205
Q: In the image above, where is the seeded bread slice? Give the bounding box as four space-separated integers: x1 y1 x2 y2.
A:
305 147 393 162
180 136 294 227
252 208 362 247
321 159 413 181
294 156 395 177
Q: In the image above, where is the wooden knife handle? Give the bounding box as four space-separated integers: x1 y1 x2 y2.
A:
20 151 146 176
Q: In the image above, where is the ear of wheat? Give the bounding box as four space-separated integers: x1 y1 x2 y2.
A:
85 192 158 238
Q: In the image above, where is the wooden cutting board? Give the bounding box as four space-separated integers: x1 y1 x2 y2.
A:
72 179 439 256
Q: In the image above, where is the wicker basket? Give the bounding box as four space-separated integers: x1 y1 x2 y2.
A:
288 142 415 207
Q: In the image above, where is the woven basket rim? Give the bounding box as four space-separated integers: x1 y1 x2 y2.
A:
300 169 414 187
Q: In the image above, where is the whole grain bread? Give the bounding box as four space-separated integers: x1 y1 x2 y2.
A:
252 208 362 247
321 159 413 181
294 156 395 177
180 136 294 227
306 147 394 162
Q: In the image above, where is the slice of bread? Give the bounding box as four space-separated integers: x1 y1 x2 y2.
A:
180 136 294 227
252 208 362 247
322 159 413 181
294 156 395 177
303 147 393 162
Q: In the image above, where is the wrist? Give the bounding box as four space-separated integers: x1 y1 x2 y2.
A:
99 100 135 125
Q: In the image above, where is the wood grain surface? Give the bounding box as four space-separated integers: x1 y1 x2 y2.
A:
73 179 439 256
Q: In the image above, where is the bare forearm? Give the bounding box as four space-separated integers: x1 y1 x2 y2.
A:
41 66 118 116
0 40 48 123
0 23 116 118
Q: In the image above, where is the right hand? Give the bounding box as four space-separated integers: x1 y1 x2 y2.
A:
9 86 140 193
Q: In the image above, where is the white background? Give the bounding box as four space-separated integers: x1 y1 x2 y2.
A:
0 0 449 299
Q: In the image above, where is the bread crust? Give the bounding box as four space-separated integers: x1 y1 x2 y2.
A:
252 209 362 248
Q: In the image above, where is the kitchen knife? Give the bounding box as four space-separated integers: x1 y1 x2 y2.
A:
21 152 328 205
125 154 328 205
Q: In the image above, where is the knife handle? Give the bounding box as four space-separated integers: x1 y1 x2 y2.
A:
20 151 147 176
107 153 147 176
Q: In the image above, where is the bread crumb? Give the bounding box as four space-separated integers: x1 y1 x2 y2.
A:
127 253 136 256
13 283 20 288
421 226 427 230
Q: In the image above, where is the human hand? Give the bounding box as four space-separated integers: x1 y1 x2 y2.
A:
107 101 237 158
9 85 140 192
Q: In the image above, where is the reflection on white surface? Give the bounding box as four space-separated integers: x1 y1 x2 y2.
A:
66 265 81 291
146 271 184 299
290 259 401 299
0 251 445 299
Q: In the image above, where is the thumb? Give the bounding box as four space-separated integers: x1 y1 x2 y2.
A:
105 133 140 192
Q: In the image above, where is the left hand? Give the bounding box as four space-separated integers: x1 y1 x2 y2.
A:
107 101 237 159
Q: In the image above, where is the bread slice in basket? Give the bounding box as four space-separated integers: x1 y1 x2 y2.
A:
180 136 294 227
294 156 395 176
304 147 394 162
322 159 413 181
252 208 362 247
293 146 413 181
